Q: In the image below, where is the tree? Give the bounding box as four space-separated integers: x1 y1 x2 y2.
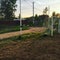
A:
52 12 60 18
52 12 56 16
55 13 60 18
35 14 38 20
43 7 48 15
1 0 17 20
18 14 20 19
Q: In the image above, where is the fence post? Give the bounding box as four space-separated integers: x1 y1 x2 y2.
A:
51 16 53 36
58 19 60 33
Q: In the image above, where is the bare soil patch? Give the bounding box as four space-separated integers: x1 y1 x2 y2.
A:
0 34 60 60
0 27 46 39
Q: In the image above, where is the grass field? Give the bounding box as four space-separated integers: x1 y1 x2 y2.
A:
0 25 29 34
0 33 60 60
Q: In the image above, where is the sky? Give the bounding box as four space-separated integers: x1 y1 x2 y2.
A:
15 0 60 18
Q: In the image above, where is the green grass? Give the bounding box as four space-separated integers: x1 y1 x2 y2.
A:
0 26 20 34
0 29 49 49
0 32 59 60
0 25 29 34
22 25 29 30
0 36 20 48
0 32 45 45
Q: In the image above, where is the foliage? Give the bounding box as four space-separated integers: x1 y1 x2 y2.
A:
22 25 29 30
0 25 29 34
1 0 17 20
25 14 49 27
0 25 20 34
43 7 49 15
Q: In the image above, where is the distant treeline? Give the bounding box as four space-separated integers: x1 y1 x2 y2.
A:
22 15 49 27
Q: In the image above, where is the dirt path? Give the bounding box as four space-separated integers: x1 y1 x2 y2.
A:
0 27 46 39
0 34 60 60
